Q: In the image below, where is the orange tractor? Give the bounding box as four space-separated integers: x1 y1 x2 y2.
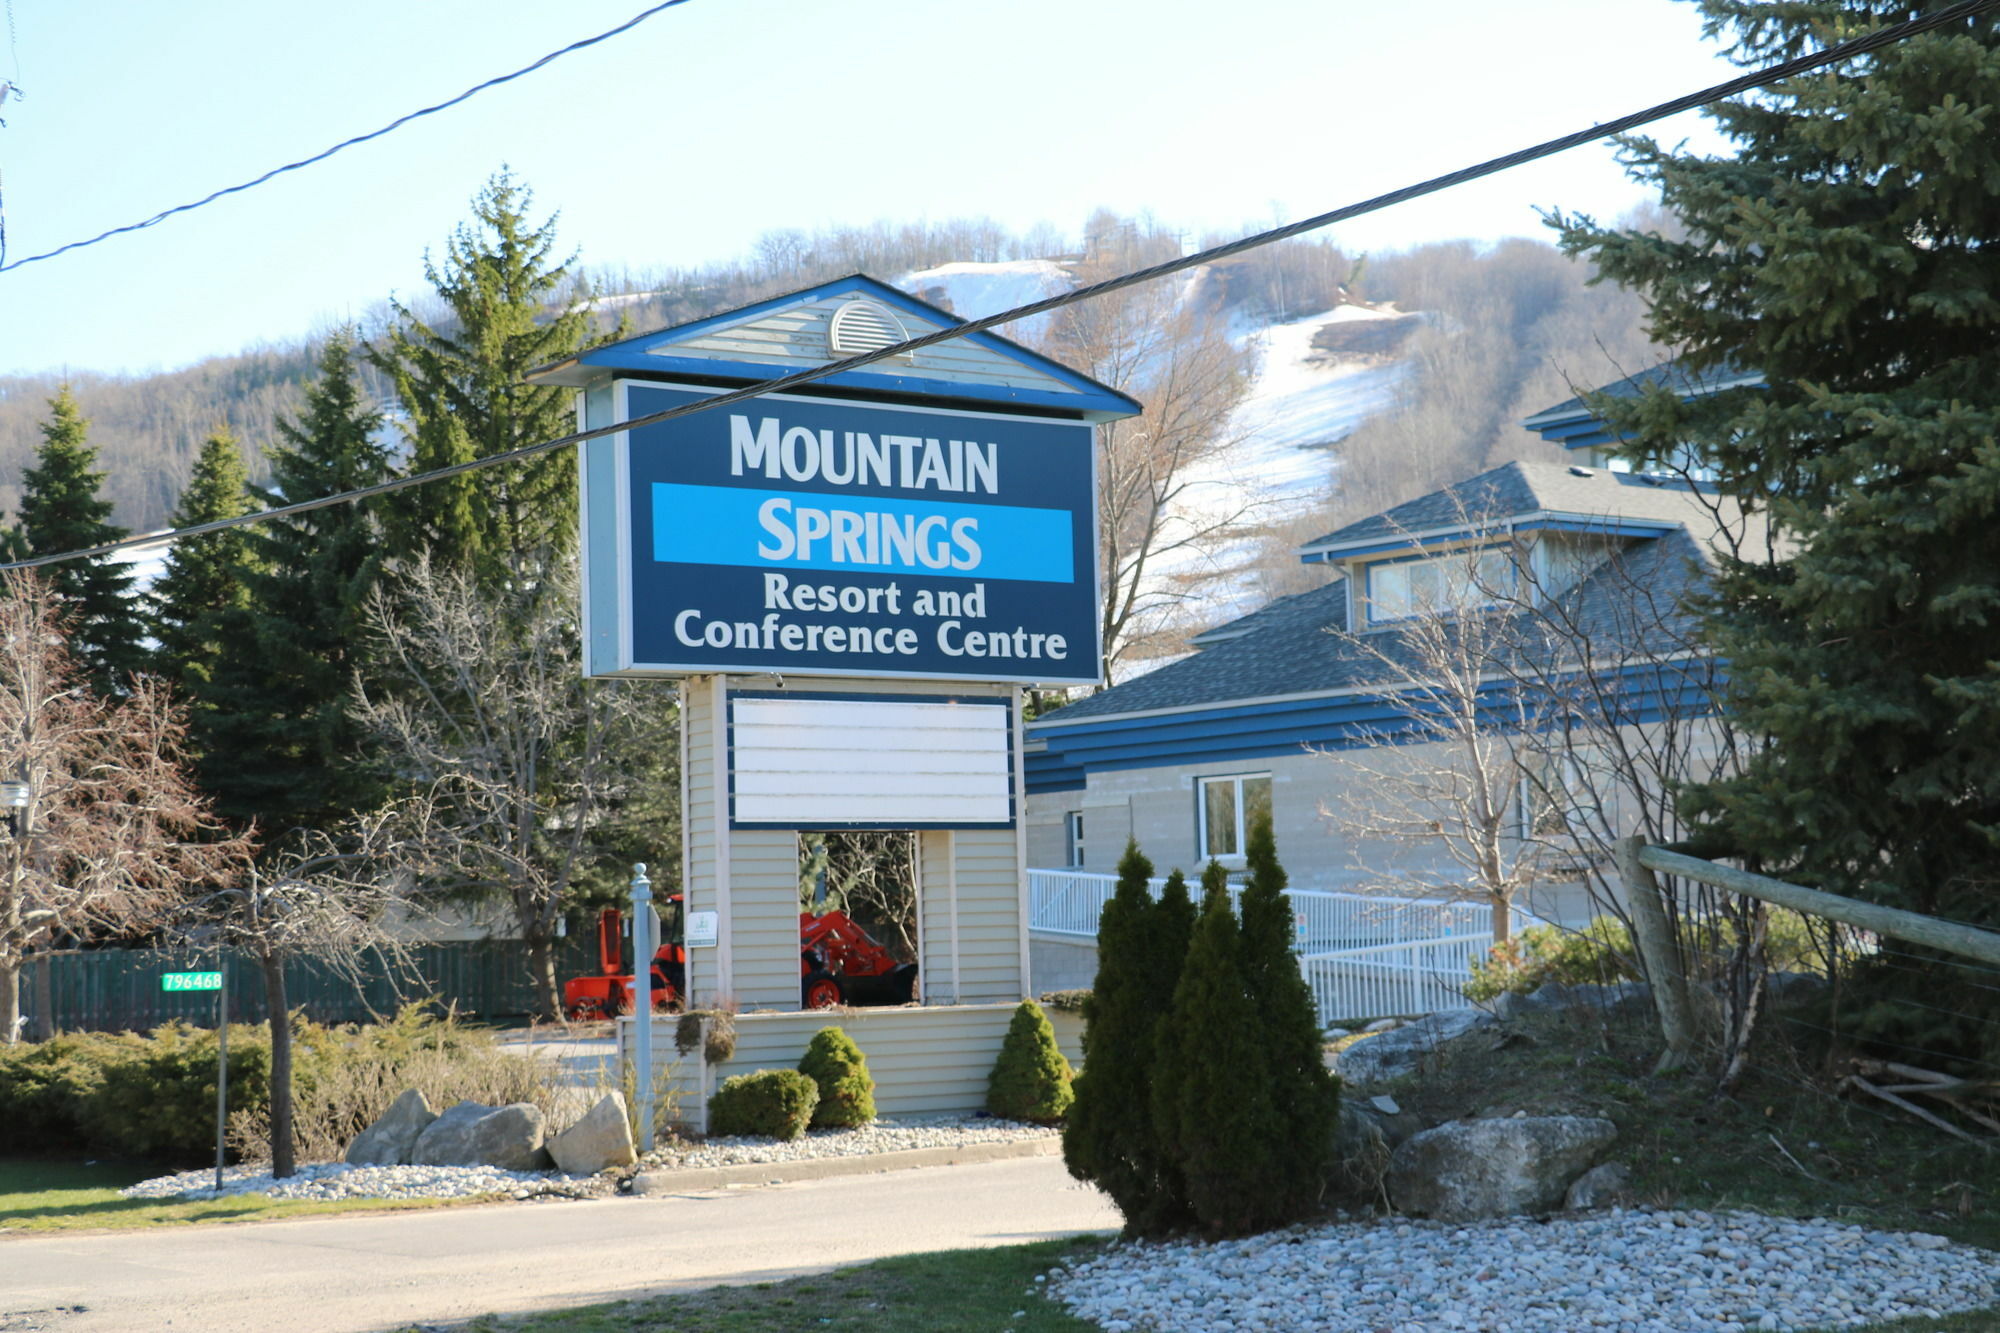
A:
563 898 917 1017
562 899 687 1020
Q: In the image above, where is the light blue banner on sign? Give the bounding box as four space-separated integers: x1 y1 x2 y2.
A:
652 483 1074 583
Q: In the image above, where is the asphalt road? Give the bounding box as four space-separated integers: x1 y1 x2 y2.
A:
0 1156 1120 1333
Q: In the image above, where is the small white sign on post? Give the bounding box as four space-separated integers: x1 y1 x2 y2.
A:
685 910 720 948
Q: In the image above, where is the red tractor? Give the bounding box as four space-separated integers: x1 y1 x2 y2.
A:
800 910 919 1009
562 899 687 1020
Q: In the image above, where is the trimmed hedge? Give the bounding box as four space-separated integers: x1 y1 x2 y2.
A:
797 1027 875 1129
986 1000 1073 1124
708 1069 820 1141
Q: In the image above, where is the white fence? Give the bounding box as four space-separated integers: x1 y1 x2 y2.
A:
1298 934 1492 1026
1026 869 1491 950
1026 868 1495 1025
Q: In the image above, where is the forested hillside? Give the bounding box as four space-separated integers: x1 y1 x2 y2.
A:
0 205 1659 632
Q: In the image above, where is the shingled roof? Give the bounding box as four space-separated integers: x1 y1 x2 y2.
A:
1037 461 1739 729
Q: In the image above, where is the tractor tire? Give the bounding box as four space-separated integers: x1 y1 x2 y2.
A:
802 971 844 1010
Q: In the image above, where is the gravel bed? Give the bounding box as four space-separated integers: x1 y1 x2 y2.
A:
119 1161 587 1203
642 1113 1057 1170
119 1114 1054 1202
1050 1209 1998 1332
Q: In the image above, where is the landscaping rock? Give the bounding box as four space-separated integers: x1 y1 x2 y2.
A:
345 1088 438 1166
1564 1160 1633 1211
1334 1009 1496 1084
1492 981 1651 1020
1386 1114 1618 1220
1362 1017 1405 1033
548 1092 636 1176
411 1100 552 1171
1328 1102 1391 1204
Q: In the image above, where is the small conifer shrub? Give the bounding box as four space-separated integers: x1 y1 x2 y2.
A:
797 1026 876 1129
707 1069 819 1140
986 1000 1074 1124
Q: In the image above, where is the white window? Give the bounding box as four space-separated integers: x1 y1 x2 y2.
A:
1065 811 1085 867
1365 548 1514 625
1197 772 1272 861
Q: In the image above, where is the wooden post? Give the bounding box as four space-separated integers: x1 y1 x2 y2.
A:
1616 834 1697 1074
1636 844 2000 969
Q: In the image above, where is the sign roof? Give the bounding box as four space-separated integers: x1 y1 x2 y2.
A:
527 274 1141 422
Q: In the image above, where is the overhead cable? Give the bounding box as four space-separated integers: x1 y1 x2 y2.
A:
5 0 1995 574
0 0 693 274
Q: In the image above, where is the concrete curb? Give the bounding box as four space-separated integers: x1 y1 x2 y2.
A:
631 1134 1061 1195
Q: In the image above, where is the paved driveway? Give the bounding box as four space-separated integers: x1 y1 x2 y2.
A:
0 1155 1118 1333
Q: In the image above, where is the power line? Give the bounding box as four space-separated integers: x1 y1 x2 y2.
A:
5 0 1996 575
0 0 693 275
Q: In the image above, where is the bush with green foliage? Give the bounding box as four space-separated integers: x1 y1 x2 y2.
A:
1063 846 1196 1236
797 1027 875 1128
1465 910 1836 1005
708 1068 820 1141
986 1000 1074 1125
1037 989 1090 1014
1155 861 1290 1236
84 1022 277 1160
0 1031 140 1151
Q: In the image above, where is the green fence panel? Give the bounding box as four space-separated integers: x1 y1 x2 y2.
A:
36 936 603 1034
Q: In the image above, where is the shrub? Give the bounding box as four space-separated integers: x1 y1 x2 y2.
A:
1464 917 1640 1003
797 1026 875 1128
986 1000 1073 1124
85 1021 274 1161
708 1068 819 1141
1063 845 1197 1236
0 1031 140 1152
1038 989 1091 1014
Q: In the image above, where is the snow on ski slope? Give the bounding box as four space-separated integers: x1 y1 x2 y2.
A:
896 259 1072 344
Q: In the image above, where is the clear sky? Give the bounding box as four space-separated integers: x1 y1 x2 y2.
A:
0 0 1741 378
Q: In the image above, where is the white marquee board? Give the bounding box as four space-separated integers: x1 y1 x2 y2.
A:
728 693 1013 829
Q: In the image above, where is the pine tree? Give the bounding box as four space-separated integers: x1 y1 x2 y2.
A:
1154 860 1287 1237
199 333 391 829
986 999 1075 1125
370 169 593 583
1554 2 2000 1061
797 1026 876 1128
1238 814 1341 1213
1062 841 1194 1235
150 427 257 699
15 388 146 692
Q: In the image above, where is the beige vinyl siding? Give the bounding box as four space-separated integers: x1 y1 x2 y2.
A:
683 677 721 1005
949 827 1026 1003
634 1003 1086 1130
729 828 803 1012
659 297 1084 398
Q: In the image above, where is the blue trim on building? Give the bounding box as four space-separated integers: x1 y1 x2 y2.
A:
1300 516 1677 564
1024 662 1721 795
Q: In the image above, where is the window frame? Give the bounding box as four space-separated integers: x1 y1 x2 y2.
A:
1064 811 1085 867
1196 771 1273 863
1362 546 1515 626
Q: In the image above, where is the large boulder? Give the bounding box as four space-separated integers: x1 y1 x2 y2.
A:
411 1100 553 1171
1491 981 1651 1021
1387 1115 1617 1221
346 1088 438 1166
548 1093 637 1176
1563 1160 1634 1211
1333 1010 1496 1084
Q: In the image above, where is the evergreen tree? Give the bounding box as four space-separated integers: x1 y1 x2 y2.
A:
370 169 593 583
15 388 146 692
1555 2 2000 1060
1154 860 1288 1237
149 427 257 698
1062 842 1194 1236
200 333 391 829
1238 814 1341 1213
986 998 1075 1125
797 1026 876 1128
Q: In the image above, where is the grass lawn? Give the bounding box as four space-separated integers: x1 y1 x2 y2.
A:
0 1158 481 1233
427 1237 1105 1333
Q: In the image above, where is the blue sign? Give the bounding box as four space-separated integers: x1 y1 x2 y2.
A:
583 383 1102 685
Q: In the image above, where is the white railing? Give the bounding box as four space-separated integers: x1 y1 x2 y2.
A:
1026 868 1492 951
1298 934 1493 1025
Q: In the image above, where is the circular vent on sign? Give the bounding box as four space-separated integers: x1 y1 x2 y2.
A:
827 299 908 358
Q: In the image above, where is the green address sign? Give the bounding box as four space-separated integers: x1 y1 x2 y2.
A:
161 971 223 992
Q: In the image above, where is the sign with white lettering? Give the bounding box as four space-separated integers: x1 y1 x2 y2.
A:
581 382 1101 684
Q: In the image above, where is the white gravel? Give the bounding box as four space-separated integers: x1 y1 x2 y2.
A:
644 1112 1057 1170
118 1114 1054 1202
1050 1209 1999 1332
118 1160 584 1203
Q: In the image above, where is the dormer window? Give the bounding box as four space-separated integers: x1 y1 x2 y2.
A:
1364 548 1514 625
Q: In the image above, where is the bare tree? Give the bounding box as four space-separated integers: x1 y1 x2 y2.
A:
0 572 249 1042
352 553 677 1020
1034 219 1262 679
799 831 918 960
180 801 428 1177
